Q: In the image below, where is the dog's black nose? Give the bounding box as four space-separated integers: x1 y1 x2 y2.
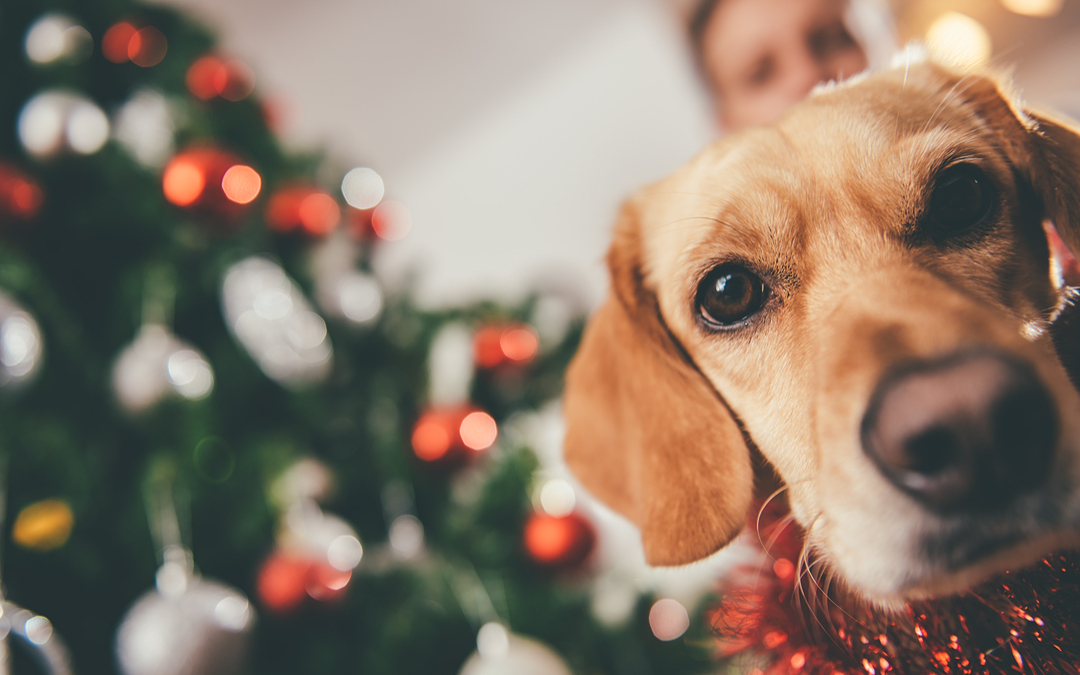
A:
861 351 1057 513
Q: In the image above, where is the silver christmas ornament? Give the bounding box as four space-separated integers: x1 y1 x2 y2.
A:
0 291 43 391
458 623 571 675
221 257 332 386
111 324 214 413
18 90 109 159
116 551 254 675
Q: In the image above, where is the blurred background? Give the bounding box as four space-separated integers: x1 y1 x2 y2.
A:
2 0 1080 674
155 0 1080 310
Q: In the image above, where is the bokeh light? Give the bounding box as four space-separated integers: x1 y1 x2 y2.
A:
186 55 255 101
12 499 73 552
326 535 363 571
500 326 538 362
166 348 214 399
0 165 44 221
341 167 385 209
475 323 539 368
523 512 594 567
66 101 110 154
0 295 43 389
336 273 383 324
222 164 262 204
648 599 690 641
476 623 510 660
128 27 167 67
25 14 92 65
389 515 424 558
460 411 497 450
1002 0 1063 17
298 192 340 235
925 12 991 69
102 21 137 63
539 479 576 517
371 200 411 240
18 91 109 158
114 88 176 168
411 416 452 461
163 157 206 206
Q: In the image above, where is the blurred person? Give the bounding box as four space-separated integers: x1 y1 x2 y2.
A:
690 0 891 132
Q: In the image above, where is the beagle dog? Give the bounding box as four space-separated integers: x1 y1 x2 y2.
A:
563 58 1080 608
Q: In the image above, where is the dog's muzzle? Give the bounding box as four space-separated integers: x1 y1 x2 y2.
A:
860 350 1058 514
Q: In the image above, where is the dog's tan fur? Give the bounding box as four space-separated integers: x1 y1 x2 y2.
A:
564 59 1080 606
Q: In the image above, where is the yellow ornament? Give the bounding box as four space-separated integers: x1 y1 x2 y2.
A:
12 499 74 552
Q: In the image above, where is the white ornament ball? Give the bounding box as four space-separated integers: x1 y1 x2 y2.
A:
112 324 214 413
116 564 254 675
279 501 363 572
458 624 572 675
18 90 109 159
0 291 43 391
221 257 332 387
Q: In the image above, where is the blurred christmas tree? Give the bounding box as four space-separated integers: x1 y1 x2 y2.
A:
0 1 724 674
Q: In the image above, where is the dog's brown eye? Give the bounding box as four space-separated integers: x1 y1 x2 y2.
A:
696 264 768 327
925 164 995 237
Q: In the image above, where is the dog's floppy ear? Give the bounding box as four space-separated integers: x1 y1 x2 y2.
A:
563 199 753 566
1025 107 1080 260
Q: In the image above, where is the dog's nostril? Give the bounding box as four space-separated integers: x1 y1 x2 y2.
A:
860 351 1058 513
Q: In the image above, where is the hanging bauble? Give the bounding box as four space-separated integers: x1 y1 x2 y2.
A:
186 55 256 102
114 88 177 169
523 510 595 569
257 501 363 612
265 184 340 236
111 324 214 413
0 600 74 675
162 147 261 227
458 623 571 675
473 323 539 369
102 21 167 67
410 406 497 465
24 13 92 65
0 163 44 225
115 554 254 675
220 257 333 386
18 90 109 159
0 291 43 391
12 498 74 552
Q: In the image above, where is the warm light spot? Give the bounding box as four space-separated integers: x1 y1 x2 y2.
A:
459 411 496 450
649 599 690 641
474 326 506 368
298 193 340 235
1002 0 1063 17
222 165 261 204
371 200 411 240
306 563 351 599
187 55 227 99
763 630 788 648
257 553 310 613
773 557 795 579
790 652 807 669
128 26 167 67
925 13 991 70
163 158 205 206
219 59 256 101
524 514 574 562
326 535 363 571
4 177 44 218
539 479 576 517
412 418 451 461
102 22 137 63
12 499 74 551
500 326 538 362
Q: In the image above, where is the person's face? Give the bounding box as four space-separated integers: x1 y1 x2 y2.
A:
702 0 868 132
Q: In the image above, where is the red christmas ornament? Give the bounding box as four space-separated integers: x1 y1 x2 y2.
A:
410 406 497 464
0 164 44 224
255 550 352 614
162 147 260 227
186 54 256 102
523 511 595 569
474 323 539 369
265 184 340 236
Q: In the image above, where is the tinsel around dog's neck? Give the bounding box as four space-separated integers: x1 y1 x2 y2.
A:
709 499 1080 675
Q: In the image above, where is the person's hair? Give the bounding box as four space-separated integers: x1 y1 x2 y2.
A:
688 0 725 69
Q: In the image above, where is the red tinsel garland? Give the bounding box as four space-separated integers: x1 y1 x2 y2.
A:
709 499 1080 675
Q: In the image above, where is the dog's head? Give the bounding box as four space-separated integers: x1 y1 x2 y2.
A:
564 58 1080 606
